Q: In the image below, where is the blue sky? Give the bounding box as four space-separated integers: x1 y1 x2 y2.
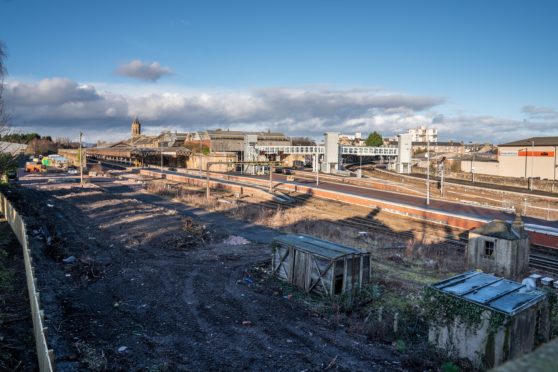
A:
1 0 557 142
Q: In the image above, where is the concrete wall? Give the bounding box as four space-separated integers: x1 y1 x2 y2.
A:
412 166 558 193
323 132 339 173
467 232 529 279
58 149 82 167
461 160 500 176
429 303 548 369
186 152 237 173
498 145 558 180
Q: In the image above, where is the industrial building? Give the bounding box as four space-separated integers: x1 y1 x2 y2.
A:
497 137 558 180
461 137 558 180
428 271 549 369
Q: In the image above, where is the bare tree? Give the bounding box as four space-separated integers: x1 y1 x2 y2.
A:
55 136 72 148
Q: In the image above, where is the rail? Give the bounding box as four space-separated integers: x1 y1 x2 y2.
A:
0 193 55 371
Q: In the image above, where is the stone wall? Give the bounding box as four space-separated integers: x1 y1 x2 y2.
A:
412 166 558 193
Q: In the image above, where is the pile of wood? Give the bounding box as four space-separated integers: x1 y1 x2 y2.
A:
165 217 211 249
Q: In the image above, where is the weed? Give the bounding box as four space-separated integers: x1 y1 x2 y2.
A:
441 361 460 372
395 339 406 353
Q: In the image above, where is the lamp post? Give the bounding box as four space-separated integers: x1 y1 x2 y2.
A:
79 131 84 185
426 141 430 205
359 151 362 178
160 143 164 174
469 141 476 183
269 165 274 193
530 139 535 191
316 156 321 186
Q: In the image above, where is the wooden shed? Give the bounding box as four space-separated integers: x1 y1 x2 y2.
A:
271 234 372 296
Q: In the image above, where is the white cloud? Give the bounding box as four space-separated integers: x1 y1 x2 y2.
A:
115 60 172 82
522 105 558 121
7 78 101 105
4 77 558 143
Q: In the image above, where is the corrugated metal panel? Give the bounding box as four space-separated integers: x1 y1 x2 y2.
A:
431 271 547 316
272 234 365 259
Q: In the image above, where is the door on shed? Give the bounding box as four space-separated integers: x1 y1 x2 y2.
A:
292 250 309 289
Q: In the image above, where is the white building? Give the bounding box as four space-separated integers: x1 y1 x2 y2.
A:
408 126 438 142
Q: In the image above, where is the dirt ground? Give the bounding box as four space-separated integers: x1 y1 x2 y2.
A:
5 179 417 371
0 221 37 371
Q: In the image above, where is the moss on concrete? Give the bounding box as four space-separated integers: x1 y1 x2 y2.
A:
491 337 558 372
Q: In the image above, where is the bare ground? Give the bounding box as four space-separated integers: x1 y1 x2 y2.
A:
6 180 410 371
0 221 37 371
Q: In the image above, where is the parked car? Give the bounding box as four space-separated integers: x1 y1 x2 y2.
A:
68 168 79 175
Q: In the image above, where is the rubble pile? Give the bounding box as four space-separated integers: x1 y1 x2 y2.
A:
163 217 212 249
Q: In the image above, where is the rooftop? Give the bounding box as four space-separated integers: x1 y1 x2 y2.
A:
0 141 27 155
272 234 366 260
471 219 528 240
499 137 558 147
206 129 289 139
430 271 547 316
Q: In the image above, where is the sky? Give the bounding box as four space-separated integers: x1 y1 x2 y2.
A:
1 0 557 143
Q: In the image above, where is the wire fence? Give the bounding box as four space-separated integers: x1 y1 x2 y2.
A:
0 192 55 372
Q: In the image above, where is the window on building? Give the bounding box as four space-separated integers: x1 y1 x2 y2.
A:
484 241 495 257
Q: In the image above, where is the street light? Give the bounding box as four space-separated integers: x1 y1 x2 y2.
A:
79 131 84 185
530 139 535 191
469 141 475 183
160 143 164 174
426 141 430 205
316 155 321 186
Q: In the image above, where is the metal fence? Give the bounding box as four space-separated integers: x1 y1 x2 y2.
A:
0 193 55 372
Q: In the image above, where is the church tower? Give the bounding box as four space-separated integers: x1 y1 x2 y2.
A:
131 117 141 138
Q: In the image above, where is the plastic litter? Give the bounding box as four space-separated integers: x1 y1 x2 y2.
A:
62 256 76 264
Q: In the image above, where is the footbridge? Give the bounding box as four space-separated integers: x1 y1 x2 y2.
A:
254 145 398 156
254 132 411 174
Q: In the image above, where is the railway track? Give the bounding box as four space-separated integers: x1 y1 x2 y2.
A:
236 193 466 248
237 193 558 273
529 254 558 274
